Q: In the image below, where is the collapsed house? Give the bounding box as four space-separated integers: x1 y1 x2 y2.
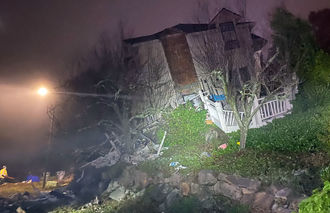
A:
124 8 295 133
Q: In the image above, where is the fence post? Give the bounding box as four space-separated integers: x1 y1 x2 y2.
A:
215 101 227 132
252 97 263 128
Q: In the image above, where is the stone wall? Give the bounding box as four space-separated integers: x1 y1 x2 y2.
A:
105 167 305 213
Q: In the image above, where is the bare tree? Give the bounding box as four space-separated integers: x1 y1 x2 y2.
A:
191 27 296 149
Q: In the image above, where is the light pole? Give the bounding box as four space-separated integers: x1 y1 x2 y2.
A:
37 87 55 188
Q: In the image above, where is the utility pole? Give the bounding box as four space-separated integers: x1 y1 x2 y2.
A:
43 105 56 189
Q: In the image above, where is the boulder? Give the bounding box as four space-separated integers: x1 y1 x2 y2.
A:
133 170 149 190
106 181 120 193
118 166 135 187
109 186 126 201
190 183 201 195
213 181 242 200
198 170 217 185
149 184 168 202
225 175 261 192
180 182 190 196
272 203 291 213
274 188 291 205
253 192 274 212
289 196 306 213
201 198 217 211
167 173 181 187
165 189 180 207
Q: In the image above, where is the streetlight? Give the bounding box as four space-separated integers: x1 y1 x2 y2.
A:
37 87 48 96
37 87 55 188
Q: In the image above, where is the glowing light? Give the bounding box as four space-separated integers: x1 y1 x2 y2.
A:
38 87 48 96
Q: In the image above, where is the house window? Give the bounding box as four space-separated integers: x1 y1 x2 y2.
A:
238 66 250 83
229 69 240 88
220 22 240 50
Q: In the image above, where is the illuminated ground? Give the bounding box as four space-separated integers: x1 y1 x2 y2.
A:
0 178 71 198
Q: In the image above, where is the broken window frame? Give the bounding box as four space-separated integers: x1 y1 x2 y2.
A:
220 22 240 50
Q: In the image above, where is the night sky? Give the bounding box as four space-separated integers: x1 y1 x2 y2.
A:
0 0 329 177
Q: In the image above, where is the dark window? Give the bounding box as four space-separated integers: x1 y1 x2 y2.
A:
239 66 250 83
225 40 240 50
220 22 235 32
229 69 240 88
220 22 240 50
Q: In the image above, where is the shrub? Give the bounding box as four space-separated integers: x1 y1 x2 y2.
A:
321 166 330 182
245 107 328 153
293 83 330 112
299 181 330 213
158 102 208 146
168 196 202 213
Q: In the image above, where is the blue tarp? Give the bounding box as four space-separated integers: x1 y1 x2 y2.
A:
209 94 225 101
26 175 40 182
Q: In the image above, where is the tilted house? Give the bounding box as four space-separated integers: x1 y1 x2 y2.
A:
124 8 293 132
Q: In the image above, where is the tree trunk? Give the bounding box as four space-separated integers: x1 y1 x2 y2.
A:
240 126 248 149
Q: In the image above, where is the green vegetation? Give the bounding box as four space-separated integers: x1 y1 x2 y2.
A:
167 196 202 213
247 107 329 153
298 181 330 213
271 8 317 78
321 166 330 182
158 102 208 146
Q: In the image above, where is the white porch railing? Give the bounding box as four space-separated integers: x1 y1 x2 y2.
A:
200 91 292 133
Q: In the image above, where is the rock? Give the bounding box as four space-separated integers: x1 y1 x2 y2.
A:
106 181 120 193
190 183 201 195
158 203 166 212
168 173 181 187
109 186 126 201
166 189 180 207
213 181 242 200
118 167 135 187
201 198 216 210
180 182 190 196
274 188 291 205
133 170 149 190
149 184 168 202
217 173 227 181
242 188 254 195
152 173 165 185
289 197 305 212
272 203 291 213
16 207 26 213
198 170 217 185
253 192 274 212
135 189 145 197
225 175 261 192
241 193 255 205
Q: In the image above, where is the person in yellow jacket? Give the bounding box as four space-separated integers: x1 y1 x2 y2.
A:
0 165 8 184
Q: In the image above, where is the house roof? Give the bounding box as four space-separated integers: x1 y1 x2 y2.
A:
124 24 215 45
251 33 267 51
124 8 263 46
209 8 242 25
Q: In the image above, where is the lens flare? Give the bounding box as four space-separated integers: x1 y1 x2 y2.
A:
37 87 48 96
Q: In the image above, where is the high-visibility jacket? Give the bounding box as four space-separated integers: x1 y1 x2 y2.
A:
0 168 7 179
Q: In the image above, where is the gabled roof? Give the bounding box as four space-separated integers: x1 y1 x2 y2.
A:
124 24 215 45
124 8 263 46
209 8 242 24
